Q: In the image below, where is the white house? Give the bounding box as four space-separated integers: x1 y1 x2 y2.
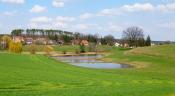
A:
115 42 121 47
151 43 155 46
25 38 33 45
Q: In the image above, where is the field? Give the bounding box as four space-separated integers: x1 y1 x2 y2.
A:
22 45 112 53
0 44 175 96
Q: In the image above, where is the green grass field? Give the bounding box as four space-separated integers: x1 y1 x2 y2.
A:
22 45 112 53
22 45 80 52
0 45 175 96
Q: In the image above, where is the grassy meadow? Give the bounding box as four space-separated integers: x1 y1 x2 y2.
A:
22 45 113 53
0 44 175 96
22 45 79 52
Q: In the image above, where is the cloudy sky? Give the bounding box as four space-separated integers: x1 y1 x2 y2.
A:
0 0 175 41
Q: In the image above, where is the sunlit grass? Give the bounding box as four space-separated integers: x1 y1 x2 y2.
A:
0 44 175 96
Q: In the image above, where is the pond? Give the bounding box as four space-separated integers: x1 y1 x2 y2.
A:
53 54 132 69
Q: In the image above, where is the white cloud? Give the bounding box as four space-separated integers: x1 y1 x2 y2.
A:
71 23 102 33
28 17 53 29
98 8 121 16
157 3 175 12
1 0 25 4
74 24 88 30
30 5 47 13
80 13 94 19
97 3 175 17
28 23 38 28
158 22 175 29
121 3 155 12
52 0 65 7
28 16 75 29
54 22 68 28
98 3 155 16
3 11 17 16
108 25 123 32
56 16 75 22
30 16 52 23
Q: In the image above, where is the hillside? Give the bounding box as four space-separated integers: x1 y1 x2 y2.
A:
0 45 175 96
129 44 175 58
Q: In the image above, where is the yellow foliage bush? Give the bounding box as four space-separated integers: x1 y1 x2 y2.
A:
9 42 22 53
43 45 54 55
2 35 12 49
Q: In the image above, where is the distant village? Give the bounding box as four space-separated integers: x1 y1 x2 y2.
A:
0 28 174 49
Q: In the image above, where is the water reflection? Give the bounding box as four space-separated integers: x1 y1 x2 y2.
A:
54 54 131 69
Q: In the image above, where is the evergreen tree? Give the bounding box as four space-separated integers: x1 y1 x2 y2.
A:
137 38 145 47
79 44 85 53
11 29 24 36
145 35 151 46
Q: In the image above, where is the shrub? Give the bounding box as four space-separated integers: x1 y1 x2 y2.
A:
88 43 96 52
75 49 80 54
44 45 54 55
79 44 85 53
63 50 67 54
30 44 36 54
0 38 2 50
2 35 12 49
9 42 22 53
0 44 2 50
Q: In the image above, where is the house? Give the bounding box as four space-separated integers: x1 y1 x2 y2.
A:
123 43 129 48
96 39 102 45
12 36 24 43
25 38 33 45
35 38 47 45
80 40 89 46
48 40 54 45
115 42 121 47
151 43 155 46
71 39 80 45
71 39 89 46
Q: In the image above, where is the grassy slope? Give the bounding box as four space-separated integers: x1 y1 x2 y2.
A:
0 45 175 96
22 45 79 52
22 45 112 53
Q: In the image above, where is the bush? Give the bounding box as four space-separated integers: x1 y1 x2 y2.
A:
63 50 67 54
9 42 22 53
2 35 12 49
30 44 36 54
88 43 96 52
75 49 80 54
0 44 2 50
0 41 2 50
79 45 85 53
44 45 54 55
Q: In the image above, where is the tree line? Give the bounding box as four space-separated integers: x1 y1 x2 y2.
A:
9 26 151 47
10 29 116 45
11 29 73 37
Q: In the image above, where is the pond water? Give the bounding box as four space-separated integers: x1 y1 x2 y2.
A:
53 54 132 69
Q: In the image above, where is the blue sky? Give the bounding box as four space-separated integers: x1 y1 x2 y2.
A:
0 0 175 41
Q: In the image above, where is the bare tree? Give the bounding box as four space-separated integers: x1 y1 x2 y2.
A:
122 26 144 47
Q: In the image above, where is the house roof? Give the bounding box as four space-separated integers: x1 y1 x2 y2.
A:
81 40 89 44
